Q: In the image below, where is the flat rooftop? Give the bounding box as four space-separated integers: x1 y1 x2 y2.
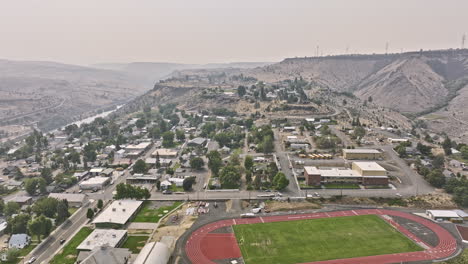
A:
427 210 460 218
353 162 386 171
48 193 86 203
80 176 110 185
304 167 360 178
304 166 321 175
93 200 143 225
77 229 127 251
343 149 381 154
152 148 178 156
319 168 361 178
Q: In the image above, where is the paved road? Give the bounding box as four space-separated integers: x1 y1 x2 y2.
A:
22 144 159 263
22 200 94 264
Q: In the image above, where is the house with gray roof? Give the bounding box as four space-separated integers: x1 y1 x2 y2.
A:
9 234 30 249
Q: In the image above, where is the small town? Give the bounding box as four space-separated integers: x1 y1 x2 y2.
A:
0 75 467 264
1 1 468 264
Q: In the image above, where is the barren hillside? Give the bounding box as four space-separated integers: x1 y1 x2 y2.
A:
0 59 148 132
355 57 448 113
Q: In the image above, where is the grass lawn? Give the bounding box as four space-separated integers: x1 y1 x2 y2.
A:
169 184 184 192
132 201 183 223
50 227 93 264
120 236 149 253
233 215 422 264
1 243 37 264
68 207 78 215
364 185 391 189
323 183 360 189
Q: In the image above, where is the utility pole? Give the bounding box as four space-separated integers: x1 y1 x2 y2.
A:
462 34 466 49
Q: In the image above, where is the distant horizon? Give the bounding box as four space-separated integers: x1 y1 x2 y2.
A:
2 46 467 68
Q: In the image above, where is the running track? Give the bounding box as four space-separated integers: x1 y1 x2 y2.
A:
185 209 458 264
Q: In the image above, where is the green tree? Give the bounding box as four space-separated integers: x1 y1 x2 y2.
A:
28 215 52 241
214 132 230 147
260 135 274 154
219 165 241 189
149 126 162 139
432 155 445 169
416 143 432 156
461 146 468 159
352 126 366 139
244 155 254 172
162 131 175 148
40 167 53 184
7 214 30 234
135 118 146 129
176 130 185 141
190 157 204 170
97 199 103 209
114 183 150 200
183 177 196 191
0 199 4 215
237 85 246 97
87 208 94 219
395 144 407 157
442 137 452 155
25 177 47 195
4 202 20 217
133 159 148 174
207 150 223 177
273 172 289 190
55 200 70 225
83 143 97 162
32 197 59 218
427 169 446 188
5 248 20 262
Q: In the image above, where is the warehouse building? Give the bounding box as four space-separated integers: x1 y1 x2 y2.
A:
343 149 382 160
79 177 110 190
133 236 174 264
92 200 143 228
304 162 388 186
48 193 87 207
426 210 461 222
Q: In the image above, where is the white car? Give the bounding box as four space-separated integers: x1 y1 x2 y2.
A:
27 257 36 263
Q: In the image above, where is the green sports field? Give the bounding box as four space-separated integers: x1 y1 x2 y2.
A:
233 215 422 264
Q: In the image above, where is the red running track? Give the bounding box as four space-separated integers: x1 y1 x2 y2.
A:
185 209 458 264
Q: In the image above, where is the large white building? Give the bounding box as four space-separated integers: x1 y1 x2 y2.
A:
304 162 388 186
77 229 127 251
93 200 143 228
79 177 110 190
343 149 382 160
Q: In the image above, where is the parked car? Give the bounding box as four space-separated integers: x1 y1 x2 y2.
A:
162 190 173 195
27 257 36 264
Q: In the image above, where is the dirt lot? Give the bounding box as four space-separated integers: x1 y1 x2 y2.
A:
151 204 197 245
243 200 322 212
331 193 457 209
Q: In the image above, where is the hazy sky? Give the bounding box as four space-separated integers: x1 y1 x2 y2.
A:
0 0 466 65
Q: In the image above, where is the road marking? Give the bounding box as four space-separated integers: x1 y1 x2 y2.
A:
260 217 264 223
352 210 358 215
